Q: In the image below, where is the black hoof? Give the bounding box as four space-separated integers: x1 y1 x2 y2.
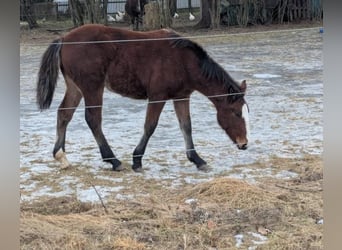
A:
107 158 123 171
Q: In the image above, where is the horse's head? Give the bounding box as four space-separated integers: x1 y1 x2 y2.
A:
216 80 250 150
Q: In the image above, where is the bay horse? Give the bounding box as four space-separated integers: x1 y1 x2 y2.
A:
36 24 250 172
125 0 148 30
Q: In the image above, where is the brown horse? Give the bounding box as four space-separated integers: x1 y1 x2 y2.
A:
36 24 250 172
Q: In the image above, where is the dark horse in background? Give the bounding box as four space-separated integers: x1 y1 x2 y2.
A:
125 0 148 30
36 24 250 172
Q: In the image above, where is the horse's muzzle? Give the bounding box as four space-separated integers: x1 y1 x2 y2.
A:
237 143 248 150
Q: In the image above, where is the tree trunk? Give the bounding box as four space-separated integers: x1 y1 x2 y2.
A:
69 0 85 27
85 0 101 23
20 0 38 29
195 0 221 29
85 0 94 23
103 0 108 25
160 0 172 28
144 0 172 30
209 0 220 28
169 0 177 17
144 1 161 30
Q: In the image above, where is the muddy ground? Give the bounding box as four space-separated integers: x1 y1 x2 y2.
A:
20 20 323 249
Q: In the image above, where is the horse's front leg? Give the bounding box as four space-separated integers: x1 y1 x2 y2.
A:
132 101 165 172
173 99 207 170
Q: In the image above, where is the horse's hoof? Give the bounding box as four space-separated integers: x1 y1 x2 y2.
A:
54 149 71 169
132 164 143 173
113 164 125 171
197 164 210 172
60 162 71 170
108 158 123 171
133 167 143 173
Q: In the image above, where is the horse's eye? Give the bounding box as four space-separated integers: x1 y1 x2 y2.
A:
232 109 242 117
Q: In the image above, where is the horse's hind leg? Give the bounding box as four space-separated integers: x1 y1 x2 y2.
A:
132 101 165 172
53 78 82 169
173 100 207 170
83 90 123 171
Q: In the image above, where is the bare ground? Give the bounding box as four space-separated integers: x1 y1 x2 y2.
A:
20 21 323 249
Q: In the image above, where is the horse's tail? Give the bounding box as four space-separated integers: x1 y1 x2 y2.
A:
36 38 63 111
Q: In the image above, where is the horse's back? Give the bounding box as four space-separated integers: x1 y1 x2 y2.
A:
62 24 178 47
59 24 195 100
60 24 181 69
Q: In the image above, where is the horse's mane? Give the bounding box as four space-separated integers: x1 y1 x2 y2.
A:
171 38 243 101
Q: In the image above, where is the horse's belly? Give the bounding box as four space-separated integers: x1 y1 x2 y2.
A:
105 79 148 99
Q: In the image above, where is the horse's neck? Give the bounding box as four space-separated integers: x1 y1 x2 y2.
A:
195 78 227 101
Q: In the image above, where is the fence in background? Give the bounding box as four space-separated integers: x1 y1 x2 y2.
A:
20 0 322 25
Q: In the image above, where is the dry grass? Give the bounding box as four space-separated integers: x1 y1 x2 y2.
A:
182 177 280 207
20 155 323 249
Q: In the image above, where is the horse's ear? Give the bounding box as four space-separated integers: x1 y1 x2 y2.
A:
240 80 247 93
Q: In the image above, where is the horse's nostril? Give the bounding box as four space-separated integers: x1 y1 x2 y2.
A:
238 144 248 150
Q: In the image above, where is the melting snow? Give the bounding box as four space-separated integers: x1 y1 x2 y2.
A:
253 73 281 78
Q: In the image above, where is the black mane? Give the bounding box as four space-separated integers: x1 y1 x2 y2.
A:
171 38 243 100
